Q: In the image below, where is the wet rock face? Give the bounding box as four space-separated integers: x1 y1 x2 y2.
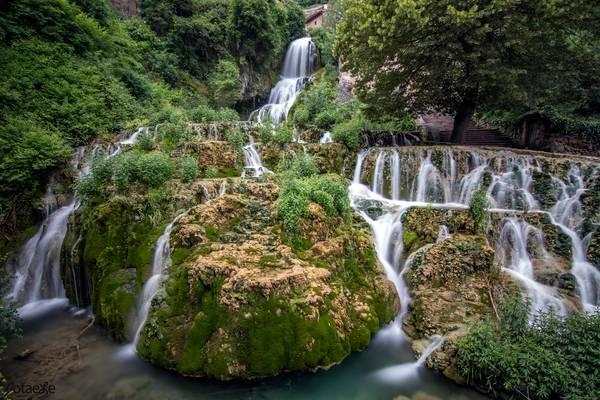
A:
136 180 398 379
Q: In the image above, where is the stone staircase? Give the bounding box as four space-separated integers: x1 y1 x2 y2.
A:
439 128 516 148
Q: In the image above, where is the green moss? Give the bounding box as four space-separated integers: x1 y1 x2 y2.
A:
205 225 220 241
403 230 418 249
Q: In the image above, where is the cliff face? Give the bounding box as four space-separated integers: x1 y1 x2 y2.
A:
109 0 139 17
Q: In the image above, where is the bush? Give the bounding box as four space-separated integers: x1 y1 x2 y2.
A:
161 123 195 148
135 130 154 151
204 166 218 178
259 124 274 143
273 125 294 145
456 296 600 399
469 189 489 234
191 104 218 123
215 107 240 122
314 109 339 129
137 152 175 187
332 116 364 149
280 153 319 178
224 128 245 149
179 156 198 183
277 174 350 233
292 106 310 126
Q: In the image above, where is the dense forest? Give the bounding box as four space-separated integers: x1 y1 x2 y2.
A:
0 0 304 239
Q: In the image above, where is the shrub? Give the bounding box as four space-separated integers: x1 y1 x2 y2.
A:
283 153 319 178
136 152 175 187
259 124 274 143
135 130 154 151
216 107 240 122
204 166 218 178
161 123 195 147
273 125 294 145
332 116 364 149
469 189 489 234
179 156 198 183
456 296 600 399
292 106 310 126
314 109 339 129
191 104 218 123
112 152 140 192
224 128 245 149
277 174 350 233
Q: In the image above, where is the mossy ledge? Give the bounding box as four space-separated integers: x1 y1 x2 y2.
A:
132 179 398 379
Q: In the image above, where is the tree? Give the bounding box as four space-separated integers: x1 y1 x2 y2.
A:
336 0 598 143
207 60 241 107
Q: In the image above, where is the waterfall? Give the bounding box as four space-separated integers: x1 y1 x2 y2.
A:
319 131 333 144
7 129 143 317
496 218 567 316
242 135 272 178
250 37 316 125
351 146 599 344
131 215 181 347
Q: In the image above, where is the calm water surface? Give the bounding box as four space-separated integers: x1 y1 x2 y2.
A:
1 304 488 400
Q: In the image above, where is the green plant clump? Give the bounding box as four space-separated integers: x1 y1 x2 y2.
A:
277 174 350 233
456 296 600 399
469 189 489 234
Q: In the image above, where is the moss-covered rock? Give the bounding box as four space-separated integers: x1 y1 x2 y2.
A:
136 180 398 379
403 234 506 382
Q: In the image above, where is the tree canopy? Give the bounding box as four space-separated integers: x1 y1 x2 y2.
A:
336 0 600 142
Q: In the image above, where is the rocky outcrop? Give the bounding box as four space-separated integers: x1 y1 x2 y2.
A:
135 179 398 379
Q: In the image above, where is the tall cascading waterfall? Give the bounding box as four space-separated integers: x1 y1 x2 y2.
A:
6 129 145 317
250 37 316 125
242 37 316 178
350 146 599 375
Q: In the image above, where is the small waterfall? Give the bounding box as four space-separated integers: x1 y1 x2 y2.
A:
7 128 143 316
131 187 229 352
131 215 181 347
372 336 445 383
319 131 333 144
496 218 567 316
250 37 316 125
242 136 272 178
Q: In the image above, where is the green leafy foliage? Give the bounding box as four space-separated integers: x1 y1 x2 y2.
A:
309 27 336 67
469 189 489 234
277 174 350 233
336 0 600 142
179 155 198 183
279 153 319 178
77 150 174 198
207 60 241 107
456 296 600 399
272 125 294 145
224 127 245 150
331 115 364 149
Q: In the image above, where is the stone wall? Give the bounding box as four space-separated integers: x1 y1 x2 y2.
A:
504 112 600 156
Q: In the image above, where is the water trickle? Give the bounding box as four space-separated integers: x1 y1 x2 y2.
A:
250 37 316 125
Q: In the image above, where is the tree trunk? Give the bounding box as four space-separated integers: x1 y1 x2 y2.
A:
451 94 477 144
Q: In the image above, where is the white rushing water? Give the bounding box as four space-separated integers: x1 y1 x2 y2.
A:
131 216 181 347
242 135 272 178
7 129 143 317
319 131 333 144
349 146 599 375
250 37 316 125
